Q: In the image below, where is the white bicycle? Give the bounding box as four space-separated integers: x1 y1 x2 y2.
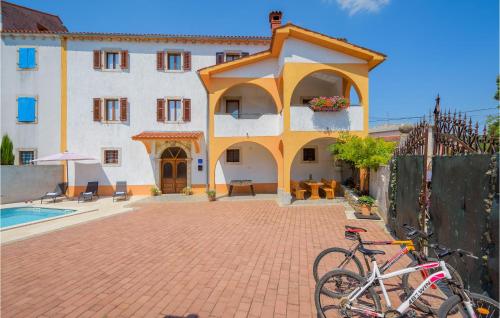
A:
315 245 499 318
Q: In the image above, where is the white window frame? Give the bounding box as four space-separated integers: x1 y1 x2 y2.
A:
165 50 184 73
225 147 242 165
102 49 122 71
165 96 185 123
301 146 318 163
16 148 37 166
102 97 122 123
17 46 38 71
101 148 121 167
16 95 38 125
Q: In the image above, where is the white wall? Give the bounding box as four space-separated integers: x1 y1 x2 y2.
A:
1 36 61 163
290 74 341 105
214 58 279 78
290 105 364 131
66 40 267 187
279 37 365 71
0 165 63 204
290 139 341 182
215 142 277 184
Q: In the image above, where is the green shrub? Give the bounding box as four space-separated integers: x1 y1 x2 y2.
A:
358 195 375 207
150 186 161 196
1 134 15 165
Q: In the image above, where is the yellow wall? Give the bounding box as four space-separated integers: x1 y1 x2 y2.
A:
205 62 370 195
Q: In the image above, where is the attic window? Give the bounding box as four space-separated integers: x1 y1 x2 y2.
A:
36 23 48 31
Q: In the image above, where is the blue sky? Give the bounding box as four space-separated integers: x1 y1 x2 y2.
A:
11 0 499 127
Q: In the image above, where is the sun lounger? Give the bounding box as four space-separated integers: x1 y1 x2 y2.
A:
40 182 68 203
78 181 99 203
112 181 128 202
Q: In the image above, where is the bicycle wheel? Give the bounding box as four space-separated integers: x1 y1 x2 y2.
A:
315 269 381 318
402 258 463 314
438 292 499 318
313 247 365 282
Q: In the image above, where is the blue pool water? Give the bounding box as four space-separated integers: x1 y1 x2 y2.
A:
1 207 76 228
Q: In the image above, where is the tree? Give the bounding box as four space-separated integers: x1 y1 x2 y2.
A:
486 76 499 138
1 134 15 165
328 133 396 193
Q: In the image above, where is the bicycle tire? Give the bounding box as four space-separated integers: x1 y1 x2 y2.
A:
315 269 381 318
313 247 365 282
402 258 463 314
438 292 499 318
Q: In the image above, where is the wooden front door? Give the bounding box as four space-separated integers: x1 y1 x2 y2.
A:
160 147 188 194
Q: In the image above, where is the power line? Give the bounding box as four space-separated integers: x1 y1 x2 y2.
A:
369 106 498 122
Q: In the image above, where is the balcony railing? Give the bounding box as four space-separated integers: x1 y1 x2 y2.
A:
290 105 364 131
214 113 282 137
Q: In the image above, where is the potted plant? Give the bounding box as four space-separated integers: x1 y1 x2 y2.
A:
150 186 161 196
358 195 375 216
182 186 193 196
206 190 216 201
308 96 350 112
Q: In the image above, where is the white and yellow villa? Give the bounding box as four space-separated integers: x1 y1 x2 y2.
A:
1 2 385 204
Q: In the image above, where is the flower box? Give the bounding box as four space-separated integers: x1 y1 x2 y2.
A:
308 96 350 112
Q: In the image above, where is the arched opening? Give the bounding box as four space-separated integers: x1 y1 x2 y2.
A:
290 137 347 200
214 83 281 137
215 141 278 195
160 146 188 193
290 70 363 132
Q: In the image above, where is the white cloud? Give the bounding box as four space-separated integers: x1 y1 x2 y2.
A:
323 0 390 15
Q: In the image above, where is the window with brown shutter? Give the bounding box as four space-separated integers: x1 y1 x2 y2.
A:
156 98 165 122
216 52 224 64
156 51 164 70
183 99 191 122
120 98 128 121
93 50 102 69
93 98 101 121
120 50 128 69
183 51 191 71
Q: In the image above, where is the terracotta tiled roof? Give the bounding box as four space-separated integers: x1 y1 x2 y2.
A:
1 1 67 32
131 131 204 140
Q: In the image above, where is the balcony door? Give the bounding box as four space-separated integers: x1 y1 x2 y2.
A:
161 147 188 193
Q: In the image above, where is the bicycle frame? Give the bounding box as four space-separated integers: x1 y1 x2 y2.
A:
344 260 476 317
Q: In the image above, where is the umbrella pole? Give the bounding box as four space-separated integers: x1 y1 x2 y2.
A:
66 160 69 197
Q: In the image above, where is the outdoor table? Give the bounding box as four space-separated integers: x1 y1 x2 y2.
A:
228 180 255 196
303 181 323 200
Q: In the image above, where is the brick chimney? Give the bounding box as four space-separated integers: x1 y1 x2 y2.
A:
269 11 282 32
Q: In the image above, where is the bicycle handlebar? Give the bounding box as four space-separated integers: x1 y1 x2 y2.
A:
428 243 478 260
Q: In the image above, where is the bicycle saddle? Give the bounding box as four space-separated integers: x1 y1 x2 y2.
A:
358 246 385 256
345 225 367 233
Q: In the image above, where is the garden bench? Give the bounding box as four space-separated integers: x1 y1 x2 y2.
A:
320 178 337 199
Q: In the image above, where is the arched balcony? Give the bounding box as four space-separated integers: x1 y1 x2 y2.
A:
214 84 282 137
290 70 363 132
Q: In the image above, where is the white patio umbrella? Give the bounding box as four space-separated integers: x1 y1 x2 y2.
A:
31 151 98 189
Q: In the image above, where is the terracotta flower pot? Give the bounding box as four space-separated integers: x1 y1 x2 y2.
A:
208 196 216 202
360 204 372 216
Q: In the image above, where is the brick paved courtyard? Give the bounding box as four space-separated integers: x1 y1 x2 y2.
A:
1 200 396 318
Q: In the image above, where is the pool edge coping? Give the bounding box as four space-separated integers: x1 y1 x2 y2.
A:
1 207 98 231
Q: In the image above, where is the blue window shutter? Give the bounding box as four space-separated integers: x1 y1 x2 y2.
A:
18 97 36 122
27 48 36 68
18 48 28 68
18 48 36 69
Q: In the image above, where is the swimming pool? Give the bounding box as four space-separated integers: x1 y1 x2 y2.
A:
1 207 77 229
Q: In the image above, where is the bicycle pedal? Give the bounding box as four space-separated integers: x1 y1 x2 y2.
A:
404 309 417 318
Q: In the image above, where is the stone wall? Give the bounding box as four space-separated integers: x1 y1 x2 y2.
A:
369 165 390 222
0 165 63 204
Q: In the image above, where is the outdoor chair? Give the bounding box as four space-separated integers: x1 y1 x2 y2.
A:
112 181 128 202
78 181 99 203
290 180 307 200
320 178 336 199
40 182 68 203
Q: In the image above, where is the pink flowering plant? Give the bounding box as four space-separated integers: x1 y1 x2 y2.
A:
308 96 349 112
